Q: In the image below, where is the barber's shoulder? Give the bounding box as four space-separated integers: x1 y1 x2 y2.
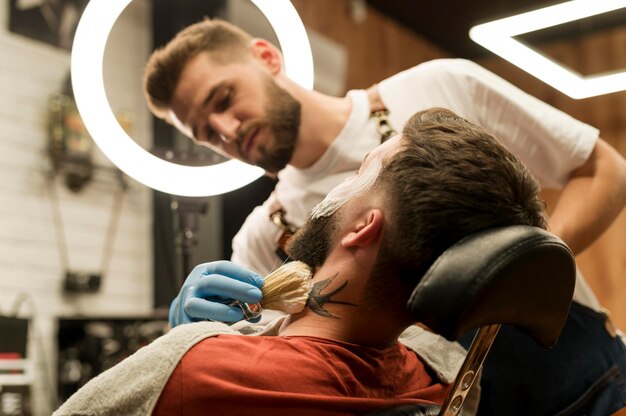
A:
418 59 487 80
381 59 478 90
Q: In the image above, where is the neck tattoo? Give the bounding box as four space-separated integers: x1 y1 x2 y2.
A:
306 273 357 319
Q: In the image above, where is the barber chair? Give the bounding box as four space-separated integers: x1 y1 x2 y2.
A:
368 225 576 416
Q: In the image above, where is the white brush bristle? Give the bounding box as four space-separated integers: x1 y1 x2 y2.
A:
261 261 313 314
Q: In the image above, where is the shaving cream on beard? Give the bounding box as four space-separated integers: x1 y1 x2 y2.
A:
311 159 382 219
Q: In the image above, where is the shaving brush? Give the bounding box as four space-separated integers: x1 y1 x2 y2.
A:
233 261 313 320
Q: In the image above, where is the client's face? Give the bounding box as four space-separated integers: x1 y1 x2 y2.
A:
288 134 404 267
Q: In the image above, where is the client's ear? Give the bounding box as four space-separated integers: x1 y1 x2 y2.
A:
341 209 383 249
249 38 283 75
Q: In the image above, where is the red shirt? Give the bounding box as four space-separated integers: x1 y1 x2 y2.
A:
153 334 448 415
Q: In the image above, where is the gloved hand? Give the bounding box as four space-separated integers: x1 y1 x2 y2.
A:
169 260 264 327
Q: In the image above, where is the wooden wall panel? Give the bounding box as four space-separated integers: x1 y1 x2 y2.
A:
292 1 626 330
292 0 451 91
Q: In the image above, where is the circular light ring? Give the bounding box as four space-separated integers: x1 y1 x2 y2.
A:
71 0 313 197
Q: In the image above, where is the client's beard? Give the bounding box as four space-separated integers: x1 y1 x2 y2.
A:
286 213 339 268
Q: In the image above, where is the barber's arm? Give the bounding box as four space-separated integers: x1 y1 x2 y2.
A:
169 261 264 327
548 138 626 255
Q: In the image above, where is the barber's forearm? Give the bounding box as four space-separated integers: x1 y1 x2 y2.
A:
548 138 626 255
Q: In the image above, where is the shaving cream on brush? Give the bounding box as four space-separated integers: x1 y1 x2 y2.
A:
232 261 313 319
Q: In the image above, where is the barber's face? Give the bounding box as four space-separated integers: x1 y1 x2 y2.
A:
170 52 301 173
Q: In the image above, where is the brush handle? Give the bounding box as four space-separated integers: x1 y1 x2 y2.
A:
229 301 263 320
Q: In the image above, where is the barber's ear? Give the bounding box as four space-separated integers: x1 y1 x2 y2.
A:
341 209 383 248
249 38 283 75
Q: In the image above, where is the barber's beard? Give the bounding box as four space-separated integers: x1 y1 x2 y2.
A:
243 78 301 173
286 212 339 268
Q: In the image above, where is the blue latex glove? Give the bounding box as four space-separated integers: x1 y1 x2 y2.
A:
169 260 264 327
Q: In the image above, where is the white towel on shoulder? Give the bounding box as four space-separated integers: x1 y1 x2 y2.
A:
53 321 238 416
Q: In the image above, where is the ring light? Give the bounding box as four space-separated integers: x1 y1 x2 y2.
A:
71 0 313 197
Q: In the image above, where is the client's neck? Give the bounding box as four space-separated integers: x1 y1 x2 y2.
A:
278 260 410 349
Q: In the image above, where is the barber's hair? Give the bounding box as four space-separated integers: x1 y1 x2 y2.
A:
374 107 547 284
143 19 253 120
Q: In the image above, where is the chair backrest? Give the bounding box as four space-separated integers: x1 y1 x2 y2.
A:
367 226 576 416
408 225 576 347
407 225 576 416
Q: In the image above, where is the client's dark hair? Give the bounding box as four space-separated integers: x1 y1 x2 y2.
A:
373 107 547 288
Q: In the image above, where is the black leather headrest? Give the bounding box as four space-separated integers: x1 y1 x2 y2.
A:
407 225 576 347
